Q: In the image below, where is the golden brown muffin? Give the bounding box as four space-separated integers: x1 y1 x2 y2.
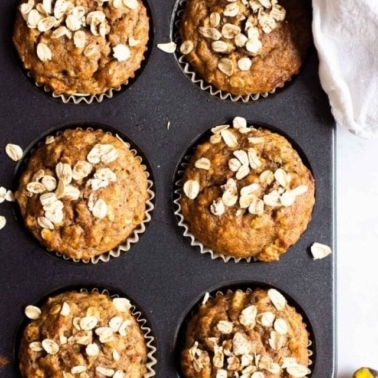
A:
181 289 310 378
179 0 311 96
13 0 150 96
179 117 315 262
20 291 148 378
15 129 149 261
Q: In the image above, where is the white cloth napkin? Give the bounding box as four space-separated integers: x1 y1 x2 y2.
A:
312 0 378 138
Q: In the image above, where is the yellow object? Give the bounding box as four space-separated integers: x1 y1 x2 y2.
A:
353 367 378 378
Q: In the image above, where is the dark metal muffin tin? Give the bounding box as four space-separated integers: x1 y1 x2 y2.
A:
0 0 335 377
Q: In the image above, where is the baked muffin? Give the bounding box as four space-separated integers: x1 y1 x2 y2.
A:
181 288 310 378
20 291 148 378
179 117 315 262
13 0 150 97
15 129 149 261
179 0 311 96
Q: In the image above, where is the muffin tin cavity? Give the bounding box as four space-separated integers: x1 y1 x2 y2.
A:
173 119 315 263
174 281 315 378
15 284 157 378
13 122 155 264
12 0 155 104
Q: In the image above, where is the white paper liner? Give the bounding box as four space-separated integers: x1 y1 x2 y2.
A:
193 288 313 372
173 0 290 103
79 287 157 378
174 156 253 263
27 72 123 105
22 127 155 264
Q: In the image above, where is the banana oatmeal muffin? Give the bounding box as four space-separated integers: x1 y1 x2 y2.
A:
179 117 315 262
20 291 148 378
13 0 150 97
179 0 311 96
181 288 311 378
15 129 149 261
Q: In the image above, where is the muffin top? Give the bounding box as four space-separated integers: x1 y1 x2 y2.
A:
179 0 311 96
13 0 150 96
20 291 148 378
181 289 310 378
179 118 315 262
15 129 149 261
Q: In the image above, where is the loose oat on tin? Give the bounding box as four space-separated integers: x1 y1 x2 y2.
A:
179 117 315 262
13 0 150 97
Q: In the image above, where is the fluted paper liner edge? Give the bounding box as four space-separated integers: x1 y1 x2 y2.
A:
27 72 122 105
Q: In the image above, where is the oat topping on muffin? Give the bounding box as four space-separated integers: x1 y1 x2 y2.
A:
179 117 315 262
179 0 311 96
13 0 150 96
15 129 149 260
181 289 311 378
20 291 148 378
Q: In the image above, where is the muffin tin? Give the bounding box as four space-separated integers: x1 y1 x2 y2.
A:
0 0 335 377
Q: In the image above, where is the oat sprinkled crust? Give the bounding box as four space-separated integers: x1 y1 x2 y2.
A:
13 0 150 96
15 129 149 260
179 118 315 262
181 289 310 378
179 0 311 96
20 291 148 378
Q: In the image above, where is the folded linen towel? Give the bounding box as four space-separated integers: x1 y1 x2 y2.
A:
312 0 378 138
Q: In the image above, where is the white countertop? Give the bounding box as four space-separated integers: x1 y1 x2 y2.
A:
337 125 378 376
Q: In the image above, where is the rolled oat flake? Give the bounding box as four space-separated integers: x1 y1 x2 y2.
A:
0 216 6 230
5 143 23 161
157 42 177 53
